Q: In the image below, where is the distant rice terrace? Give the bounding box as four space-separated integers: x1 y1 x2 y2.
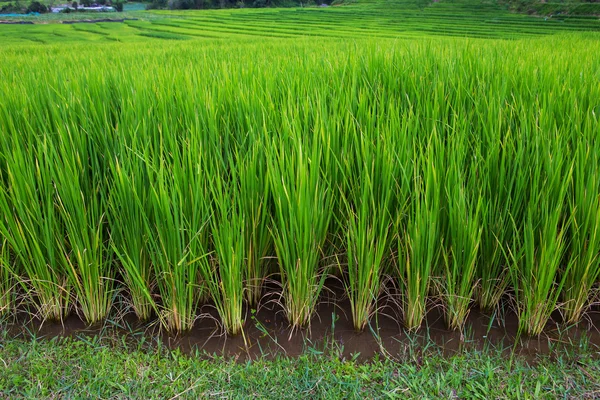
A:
0 0 599 43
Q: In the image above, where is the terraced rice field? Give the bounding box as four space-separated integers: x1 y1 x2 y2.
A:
1 0 600 43
0 1 599 344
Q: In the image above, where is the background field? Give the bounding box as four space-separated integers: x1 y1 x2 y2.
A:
1 0 600 43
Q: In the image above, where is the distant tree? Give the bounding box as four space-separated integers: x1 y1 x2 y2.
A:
26 1 48 13
146 0 167 9
72 1 78 10
0 3 22 13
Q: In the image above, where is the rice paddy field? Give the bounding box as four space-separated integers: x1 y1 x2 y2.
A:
0 0 600 348
1 0 600 42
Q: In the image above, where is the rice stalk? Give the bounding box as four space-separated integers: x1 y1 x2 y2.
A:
144 131 211 333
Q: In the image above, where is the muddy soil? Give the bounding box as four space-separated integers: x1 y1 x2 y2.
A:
5 281 600 362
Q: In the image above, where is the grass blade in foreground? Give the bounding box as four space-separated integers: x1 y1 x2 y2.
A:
0 240 14 316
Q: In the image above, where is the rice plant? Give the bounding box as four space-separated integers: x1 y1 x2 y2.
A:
54 130 114 325
398 140 443 331
144 142 211 333
0 139 71 321
562 143 600 324
343 134 395 332
509 137 574 336
269 136 333 331
0 239 14 316
441 145 483 331
476 127 528 311
205 160 245 336
108 156 154 321
238 145 271 307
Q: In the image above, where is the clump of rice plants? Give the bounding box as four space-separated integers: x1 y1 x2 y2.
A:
144 139 211 333
0 139 71 321
269 137 333 331
440 142 483 331
343 134 396 332
398 141 443 331
476 127 527 311
238 145 271 307
205 160 246 336
0 34 599 341
562 143 600 324
509 137 573 336
54 129 114 325
108 155 154 322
